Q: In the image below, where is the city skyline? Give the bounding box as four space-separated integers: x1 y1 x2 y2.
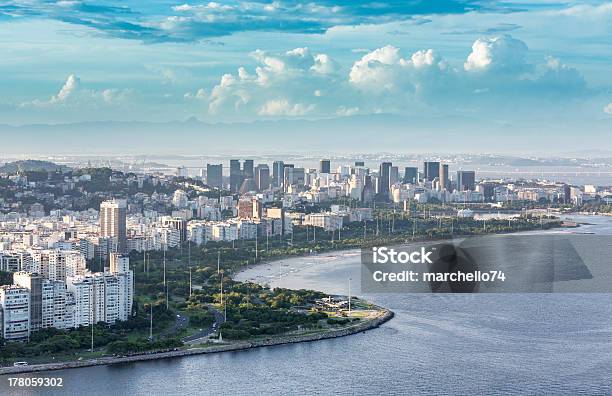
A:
0 1 611 153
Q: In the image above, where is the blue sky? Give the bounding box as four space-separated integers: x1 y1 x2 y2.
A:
0 0 611 141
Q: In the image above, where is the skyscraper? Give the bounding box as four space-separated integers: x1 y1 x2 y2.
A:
100 199 127 253
243 160 254 179
423 161 440 182
206 164 223 188
255 164 270 191
390 166 399 186
272 161 284 188
457 171 476 191
378 162 392 200
403 167 418 184
320 159 331 174
440 164 449 191
229 160 242 193
283 164 295 191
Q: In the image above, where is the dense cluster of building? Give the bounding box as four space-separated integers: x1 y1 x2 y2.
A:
0 253 132 341
0 157 610 341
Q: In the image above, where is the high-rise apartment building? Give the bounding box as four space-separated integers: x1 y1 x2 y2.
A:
67 272 120 326
110 253 133 321
13 271 42 331
100 199 127 253
0 285 30 341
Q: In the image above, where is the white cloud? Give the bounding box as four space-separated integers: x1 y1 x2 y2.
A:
349 45 403 91
258 99 314 116
198 35 589 119
464 35 528 73
184 88 207 100
23 74 131 108
52 74 80 103
208 47 342 117
604 103 612 115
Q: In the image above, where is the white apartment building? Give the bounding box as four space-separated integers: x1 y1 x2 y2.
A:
188 221 208 245
67 272 120 327
110 253 133 321
303 213 343 231
0 251 32 272
0 285 30 341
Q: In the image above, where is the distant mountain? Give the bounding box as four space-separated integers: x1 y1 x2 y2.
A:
0 160 68 173
0 114 609 155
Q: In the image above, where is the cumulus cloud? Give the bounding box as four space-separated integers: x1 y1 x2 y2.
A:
605 103 612 115
51 74 80 103
207 47 342 118
464 34 529 73
23 74 131 107
200 35 589 119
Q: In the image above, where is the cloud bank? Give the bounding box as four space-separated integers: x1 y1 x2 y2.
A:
202 35 587 120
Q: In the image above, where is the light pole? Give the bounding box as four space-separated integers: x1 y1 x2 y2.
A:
149 303 153 340
348 277 352 314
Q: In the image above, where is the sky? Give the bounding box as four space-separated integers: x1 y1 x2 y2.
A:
0 1 611 154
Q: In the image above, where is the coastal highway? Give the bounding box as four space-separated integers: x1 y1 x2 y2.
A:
182 308 226 344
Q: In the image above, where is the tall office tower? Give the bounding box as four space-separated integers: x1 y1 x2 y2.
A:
456 171 476 191
243 160 254 179
13 271 42 331
100 199 127 253
403 167 418 184
110 253 133 321
0 285 30 341
355 161 365 167
293 168 305 186
272 161 284 188
283 164 295 190
254 164 270 191
423 161 440 182
206 164 223 188
563 184 572 204
320 159 331 174
229 160 242 193
378 162 392 200
362 175 375 203
440 164 449 191
480 182 496 202
390 166 399 186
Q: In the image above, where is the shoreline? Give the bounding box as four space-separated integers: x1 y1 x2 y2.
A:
1 217 578 376
1 308 394 376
